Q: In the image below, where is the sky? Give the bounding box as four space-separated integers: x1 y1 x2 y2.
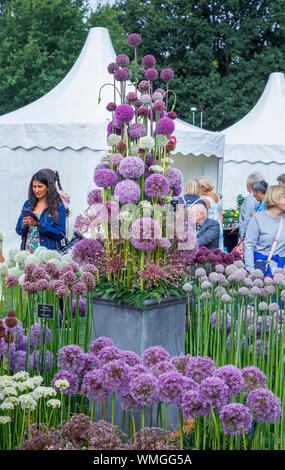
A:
88 0 115 10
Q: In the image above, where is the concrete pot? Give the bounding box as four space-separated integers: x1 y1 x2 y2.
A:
90 295 187 434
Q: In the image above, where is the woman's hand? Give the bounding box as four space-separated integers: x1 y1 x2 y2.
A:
22 217 30 226
27 216 39 227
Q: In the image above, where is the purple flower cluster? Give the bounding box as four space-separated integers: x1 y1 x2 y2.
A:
118 156 144 179
72 238 103 266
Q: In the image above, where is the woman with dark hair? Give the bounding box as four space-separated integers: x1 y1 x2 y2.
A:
40 169 70 217
16 171 66 252
251 180 268 213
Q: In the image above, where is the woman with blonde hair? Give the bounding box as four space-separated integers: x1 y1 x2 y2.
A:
198 176 223 250
244 185 285 274
179 178 207 209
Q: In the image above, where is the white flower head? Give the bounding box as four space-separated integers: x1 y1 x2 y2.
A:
107 134 121 147
54 379 70 390
8 249 20 261
8 267 22 278
140 93 152 105
61 253 73 263
0 376 14 389
0 400 15 410
31 376 44 387
157 134 167 147
138 200 153 211
31 387 56 400
14 251 29 265
164 157 174 164
47 399 62 408
12 371 30 382
118 211 133 223
19 274 26 286
4 396 19 405
25 254 41 266
0 264 8 275
3 387 18 397
0 416 12 424
5 259 16 269
18 394 37 411
139 136 155 150
149 165 164 174
44 250 61 261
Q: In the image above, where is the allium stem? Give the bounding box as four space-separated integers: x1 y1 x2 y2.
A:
98 83 121 104
210 404 220 450
178 408 183 450
242 434 247 450
111 391 115 425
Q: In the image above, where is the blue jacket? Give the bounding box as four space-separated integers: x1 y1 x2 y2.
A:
16 200 66 250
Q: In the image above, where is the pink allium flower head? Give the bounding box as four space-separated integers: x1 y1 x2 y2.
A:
80 272 95 291
157 117 175 137
127 33 142 47
137 107 149 117
129 122 146 138
122 67 132 80
126 92 138 103
94 168 118 188
138 80 149 92
155 88 165 95
153 100 166 112
60 270 77 286
116 54 130 67
160 68 174 82
107 62 119 74
5 276 19 288
199 376 229 411
220 403 252 435
56 285 71 299
142 54 156 69
114 179 141 204
130 217 162 251
241 366 267 395
87 189 103 205
45 262 60 278
167 111 177 120
114 104 135 123
72 282 87 296
34 279 49 291
106 102 117 112
134 98 142 108
114 68 128 82
72 239 103 266
144 67 158 81
118 156 144 179
109 153 123 166
144 174 170 198
152 91 163 101
172 186 182 196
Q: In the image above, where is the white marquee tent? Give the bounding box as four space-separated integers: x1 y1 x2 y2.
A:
0 27 224 255
222 72 285 208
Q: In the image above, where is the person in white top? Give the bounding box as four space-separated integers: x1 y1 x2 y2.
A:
198 176 224 251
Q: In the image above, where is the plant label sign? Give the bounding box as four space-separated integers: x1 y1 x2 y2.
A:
37 304 54 320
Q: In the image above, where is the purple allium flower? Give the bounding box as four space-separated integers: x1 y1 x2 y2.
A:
241 366 267 395
134 98 142 108
80 272 95 291
118 156 144 179
5 276 19 288
60 270 77 286
94 168 118 188
185 356 216 383
138 80 149 93
130 217 162 251
52 370 79 396
181 390 211 418
87 189 103 205
160 68 174 82
166 167 183 188
30 322 51 347
144 174 170 198
31 266 47 281
89 337 115 356
72 238 103 266
130 373 158 407
265 285 276 295
116 54 129 67
127 33 142 47
167 111 177 120
172 186 182 196
157 117 175 137
142 55 156 69
9 350 30 371
122 67 132 80
109 153 123 166
82 264 97 275
107 62 119 74
45 262 60 278
137 107 149 117
150 360 176 376
226 333 246 351
114 104 135 123
81 369 111 400
97 346 122 366
171 355 191 375
22 281 39 295
183 376 199 393
210 311 231 332
126 91 138 103
129 122 146 139
106 101 117 112
145 68 158 81
220 403 252 435
89 420 124 450
83 352 98 372
114 179 141 204
30 350 54 372
102 359 132 392
72 281 87 296
107 121 121 136
96 162 111 170
246 388 282 423
199 376 229 411
250 339 269 357
58 345 86 374
121 388 142 411
156 371 185 404
121 350 141 367
214 365 243 396
55 285 71 299
142 345 170 368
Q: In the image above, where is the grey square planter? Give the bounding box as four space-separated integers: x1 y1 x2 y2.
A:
90 295 187 434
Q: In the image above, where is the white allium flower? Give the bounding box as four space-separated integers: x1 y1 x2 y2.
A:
4 396 19 405
20 379 36 391
8 249 20 261
47 399 62 409
0 400 15 410
12 371 30 382
140 93 152 104
0 376 14 389
8 267 22 278
152 91 163 101
5 259 16 269
183 283 193 292
14 251 29 265
3 387 18 397
107 134 121 147
54 379 70 390
149 165 164 174
118 211 133 222
157 134 167 147
18 394 37 411
0 392 4 401
138 200 153 211
61 254 73 263
25 254 40 266
164 157 174 164
31 387 56 400
139 136 155 150
0 264 8 275
19 274 25 286
46 258 61 269
31 376 44 387
130 144 139 155
33 246 47 256
0 416 11 424
45 250 61 261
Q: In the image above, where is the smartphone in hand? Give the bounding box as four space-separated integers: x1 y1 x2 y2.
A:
21 209 40 222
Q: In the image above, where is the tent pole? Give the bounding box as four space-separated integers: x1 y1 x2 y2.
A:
217 157 224 193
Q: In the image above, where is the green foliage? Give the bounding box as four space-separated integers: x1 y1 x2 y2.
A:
223 193 245 226
93 276 184 309
0 0 88 115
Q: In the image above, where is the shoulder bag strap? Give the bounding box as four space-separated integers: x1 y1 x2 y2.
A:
266 216 283 271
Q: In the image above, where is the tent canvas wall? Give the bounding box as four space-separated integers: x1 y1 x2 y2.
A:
222 72 285 209
0 27 224 256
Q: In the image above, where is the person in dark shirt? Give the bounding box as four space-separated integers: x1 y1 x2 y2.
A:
190 203 220 251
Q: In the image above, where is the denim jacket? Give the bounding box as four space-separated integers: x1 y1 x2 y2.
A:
16 200 66 250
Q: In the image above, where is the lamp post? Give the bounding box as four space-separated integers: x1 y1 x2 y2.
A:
191 107 197 126
200 105 204 128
